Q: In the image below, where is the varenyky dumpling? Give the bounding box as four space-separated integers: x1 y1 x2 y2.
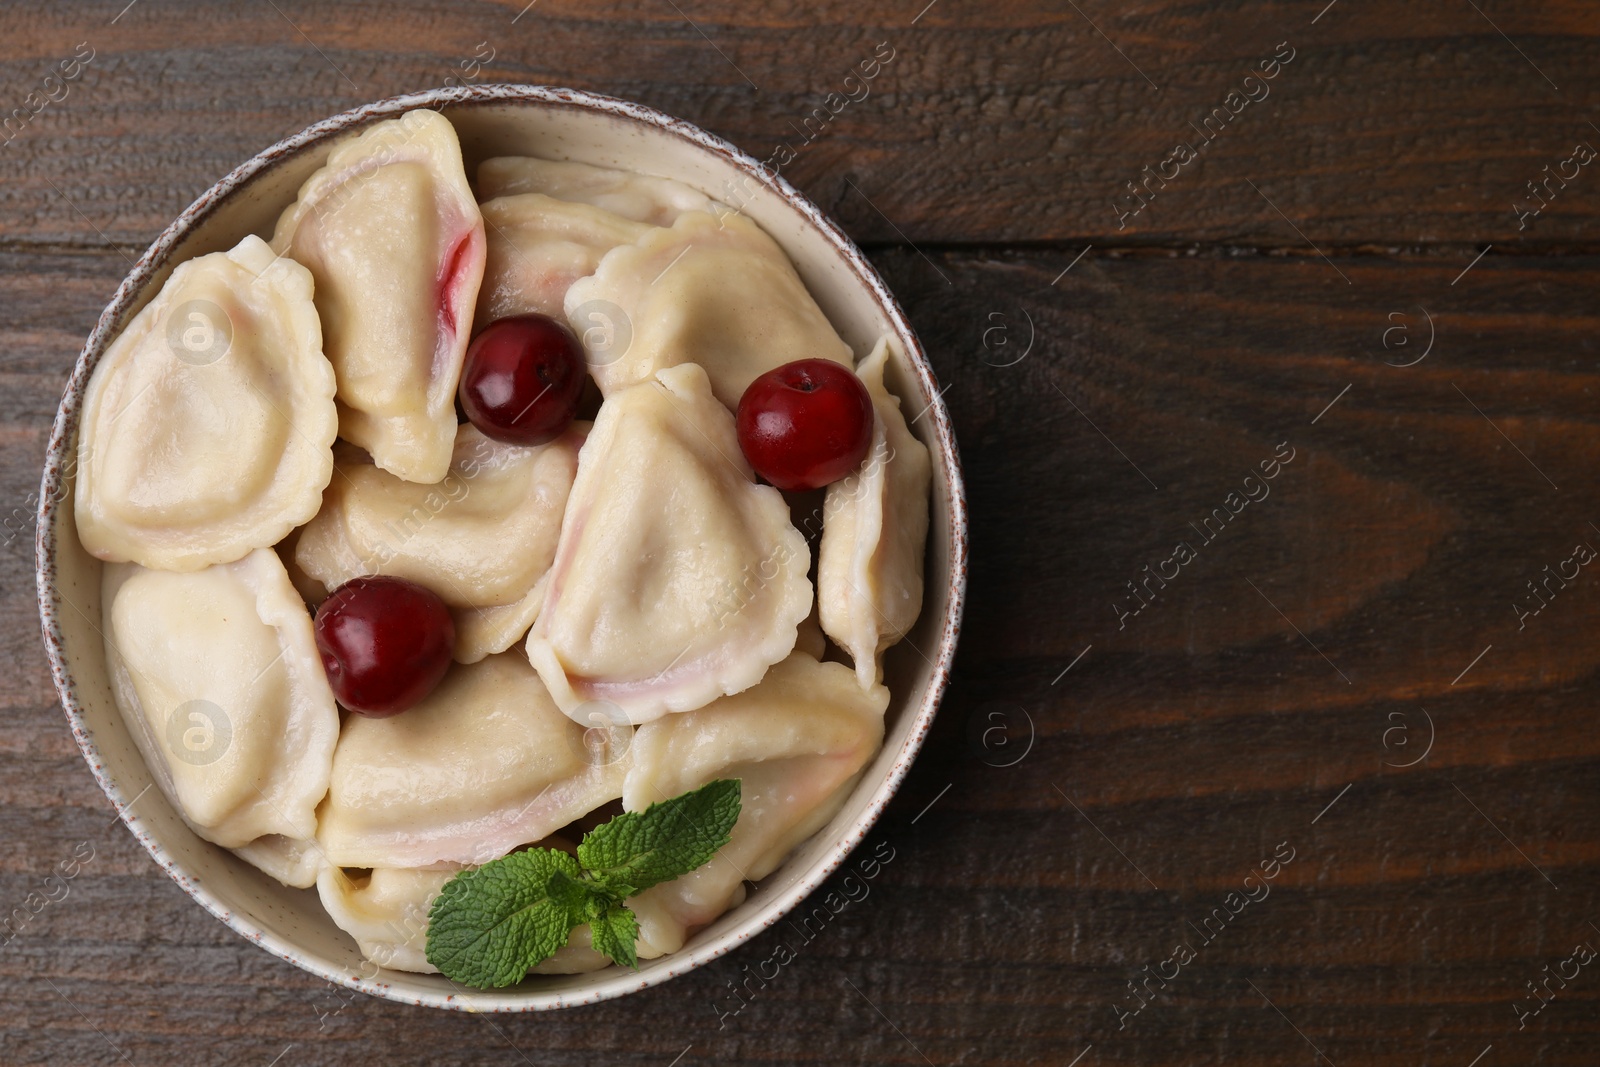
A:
317 865 457 973
476 193 649 324
275 526 328 607
76 234 336 572
295 424 585 663
316 652 888 972
477 156 716 226
101 549 338 881
525 363 812 724
317 653 625 869
623 652 888 954
818 337 932 689
234 835 321 889
562 210 853 409
318 861 642 975
796 602 827 661
271 109 485 484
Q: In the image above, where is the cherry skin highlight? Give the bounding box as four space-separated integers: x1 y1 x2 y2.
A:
459 313 585 445
313 576 456 717
736 359 874 491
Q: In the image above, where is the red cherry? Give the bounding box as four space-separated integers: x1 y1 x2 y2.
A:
313 576 455 717
736 359 873 490
459 314 585 445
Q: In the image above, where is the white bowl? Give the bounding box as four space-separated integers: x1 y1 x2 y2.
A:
35 85 967 1011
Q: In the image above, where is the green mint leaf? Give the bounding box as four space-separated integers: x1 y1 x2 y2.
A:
425 848 584 988
589 905 640 970
546 867 606 912
421 780 743 989
577 778 742 896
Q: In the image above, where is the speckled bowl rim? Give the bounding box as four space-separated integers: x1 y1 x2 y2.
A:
35 84 967 1011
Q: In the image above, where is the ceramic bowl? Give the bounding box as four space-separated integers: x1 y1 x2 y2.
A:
35 84 966 1011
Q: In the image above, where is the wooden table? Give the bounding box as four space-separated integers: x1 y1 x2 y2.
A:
3 1 1598 1063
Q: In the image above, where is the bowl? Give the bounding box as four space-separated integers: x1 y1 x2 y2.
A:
35 85 967 1011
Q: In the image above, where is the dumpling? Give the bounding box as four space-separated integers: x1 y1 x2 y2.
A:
234 835 322 889
795 603 827 661
818 338 932 688
622 653 887 954
295 424 585 663
271 109 485 484
561 210 853 409
317 865 457 973
317 653 625 869
101 549 339 857
477 156 715 226
525 363 811 724
527 924 614 975
476 194 650 323
75 234 335 572
318 862 622 975
276 527 328 608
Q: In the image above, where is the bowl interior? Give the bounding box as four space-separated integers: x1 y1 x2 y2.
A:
39 87 964 1011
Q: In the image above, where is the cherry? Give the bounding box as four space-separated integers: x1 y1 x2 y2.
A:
313 576 455 717
736 359 873 491
458 313 585 445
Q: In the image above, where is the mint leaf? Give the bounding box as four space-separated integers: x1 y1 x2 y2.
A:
422 779 743 989
546 869 640 968
425 848 583 988
578 778 742 895
588 904 640 970
546 867 599 913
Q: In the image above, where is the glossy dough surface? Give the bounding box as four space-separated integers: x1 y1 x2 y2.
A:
101 549 339 857
623 653 888 953
271 110 485 484
76 235 336 572
477 156 716 225
525 363 812 724
563 210 853 409
818 337 933 688
476 193 649 323
295 424 585 662
234 835 322 889
317 653 625 868
318 865 457 973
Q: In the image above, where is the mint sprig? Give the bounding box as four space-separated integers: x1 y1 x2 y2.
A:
425 849 582 989
588 904 641 970
576 775 744 894
425 778 741 988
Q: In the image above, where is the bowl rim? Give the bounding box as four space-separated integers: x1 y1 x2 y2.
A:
34 83 968 1012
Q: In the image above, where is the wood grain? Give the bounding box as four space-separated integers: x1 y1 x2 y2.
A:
0 1 1599 249
3 1 1600 1064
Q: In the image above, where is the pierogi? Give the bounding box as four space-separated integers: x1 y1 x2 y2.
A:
623 652 887 953
295 423 585 662
101 549 338 883
317 653 625 869
271 110 485 484
818 337 933 688
84 115 933 984
477 156 716 225
476 193 650 323
75 235 336 572
563 209 853 409
524 362 812 724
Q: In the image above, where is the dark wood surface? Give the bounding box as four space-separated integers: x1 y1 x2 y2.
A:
2 1 1598 1064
